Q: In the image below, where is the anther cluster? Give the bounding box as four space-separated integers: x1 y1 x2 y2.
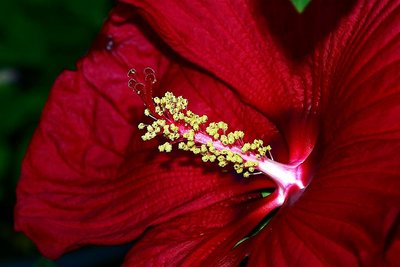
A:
138 91 272 178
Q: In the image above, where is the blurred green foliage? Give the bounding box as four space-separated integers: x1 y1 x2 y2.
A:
0 0 112 262
290 0 311 13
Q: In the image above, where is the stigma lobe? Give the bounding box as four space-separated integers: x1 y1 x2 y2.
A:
128 68 157 113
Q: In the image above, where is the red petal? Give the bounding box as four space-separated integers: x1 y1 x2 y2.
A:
122 0 306 119
15 0 400 265
263 0 400 265
121 0 400 265
123 193 279 266
122 0 362 163
14 4 275 259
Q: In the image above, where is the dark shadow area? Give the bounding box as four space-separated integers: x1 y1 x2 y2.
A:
0 243 132 267
238 255 249 267
0 0 114 265
384 211 400 253
253 0 357 60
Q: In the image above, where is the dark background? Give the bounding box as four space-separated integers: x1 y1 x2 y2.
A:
0 1 132 266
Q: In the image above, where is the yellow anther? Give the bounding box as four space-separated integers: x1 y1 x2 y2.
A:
217 121 228 131
187 141 195 148
220 149 228 155
137 91 271 180
202 155 209 162
163 124 170 132
225 151 234 161
183 130 195 141
214 150 222 156
157 120 166 127
209 155 216 162
234 131 244 139
209 146 217 153
173 113 180 121
192 124 200 131
191 147 201 154
234 164 243 174
178 142 186 150
218 161 228 167
142 132 156 141
237 168 243 174
221 137 229 146
227 133 235 144
146 125 154 132
242 143 250 153
158 142 172 152
151 123 161 133
234 154 243 163
244 161 258 168
258 145 271 157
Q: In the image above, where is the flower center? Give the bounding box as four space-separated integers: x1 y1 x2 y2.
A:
128 68 306 205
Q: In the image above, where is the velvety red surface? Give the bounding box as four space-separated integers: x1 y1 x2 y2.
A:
15 0 400 266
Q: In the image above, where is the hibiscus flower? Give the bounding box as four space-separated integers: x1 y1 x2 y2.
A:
15 0 400 266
